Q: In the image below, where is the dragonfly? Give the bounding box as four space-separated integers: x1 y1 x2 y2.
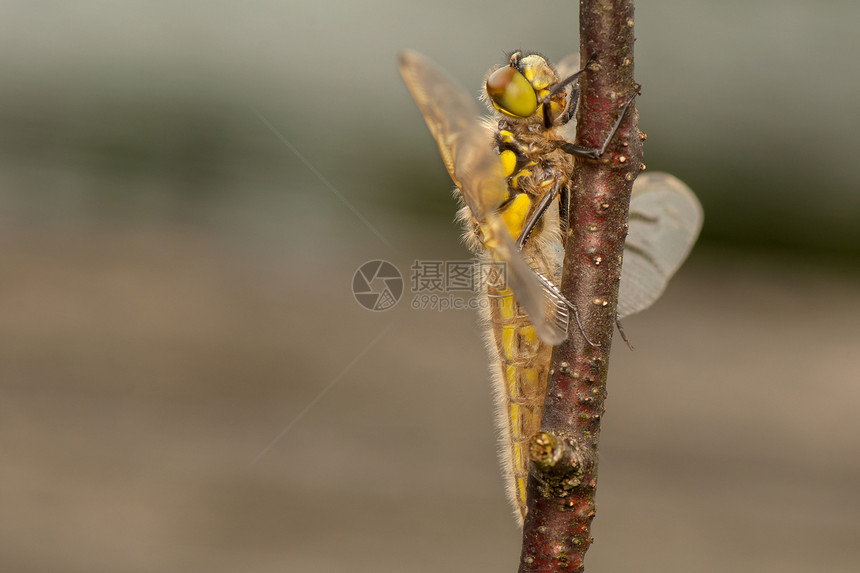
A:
399 50 703 525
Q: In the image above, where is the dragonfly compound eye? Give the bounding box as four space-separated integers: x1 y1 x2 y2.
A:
486 66 538 118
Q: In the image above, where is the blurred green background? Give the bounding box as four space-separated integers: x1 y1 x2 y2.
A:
2 1 858 572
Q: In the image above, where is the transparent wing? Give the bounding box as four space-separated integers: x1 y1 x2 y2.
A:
399 50 567 344
398 50 507 220
618 172 704 318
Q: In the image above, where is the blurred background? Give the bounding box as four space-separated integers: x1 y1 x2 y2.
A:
1 1 858 572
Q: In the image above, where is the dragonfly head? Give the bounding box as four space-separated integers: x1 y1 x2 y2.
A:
484 52 567 124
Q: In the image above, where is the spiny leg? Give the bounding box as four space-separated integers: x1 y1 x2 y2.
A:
515 180 571 251
532 269 600 348
554 84 641 160
541 54 594 129
516 180 561 250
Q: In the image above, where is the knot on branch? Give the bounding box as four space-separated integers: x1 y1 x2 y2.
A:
529 431 593 498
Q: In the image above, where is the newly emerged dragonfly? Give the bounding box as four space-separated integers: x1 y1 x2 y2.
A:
399 50 702 524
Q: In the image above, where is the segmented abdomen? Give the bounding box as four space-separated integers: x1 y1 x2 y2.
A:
485 279 553 522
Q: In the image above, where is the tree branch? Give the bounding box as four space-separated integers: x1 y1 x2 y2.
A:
518 1 642 571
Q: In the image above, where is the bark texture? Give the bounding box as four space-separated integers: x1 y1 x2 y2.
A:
518 1 642 571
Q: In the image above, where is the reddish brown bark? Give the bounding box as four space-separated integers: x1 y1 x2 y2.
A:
518 1 642 571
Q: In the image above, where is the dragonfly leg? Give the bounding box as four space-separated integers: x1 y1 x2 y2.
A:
532 270 601 348
541 54 594 129
615 313 634 350
516 180 561 249
554 84 641 160
572 301 599 348
558 183 570 241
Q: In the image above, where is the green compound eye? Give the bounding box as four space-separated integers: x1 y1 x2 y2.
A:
486 66 538 118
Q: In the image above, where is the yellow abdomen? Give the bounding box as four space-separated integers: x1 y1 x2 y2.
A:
484 280 553 522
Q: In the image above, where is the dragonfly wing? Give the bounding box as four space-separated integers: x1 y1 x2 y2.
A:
399 50 567 344
399 50 507 220
618 172 703 319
